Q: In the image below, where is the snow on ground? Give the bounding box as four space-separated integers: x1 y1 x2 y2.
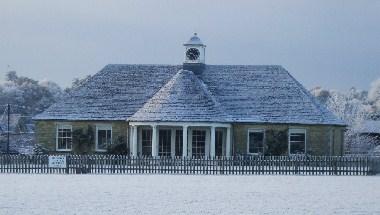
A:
0 175 379 215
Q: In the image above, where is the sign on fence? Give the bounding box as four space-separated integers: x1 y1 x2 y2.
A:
48 156 67 168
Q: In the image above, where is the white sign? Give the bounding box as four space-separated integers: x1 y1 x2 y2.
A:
48 156 67 168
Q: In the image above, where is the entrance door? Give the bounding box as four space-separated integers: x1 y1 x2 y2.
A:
141 128 152 156
159 129 171 156
192 130 206 158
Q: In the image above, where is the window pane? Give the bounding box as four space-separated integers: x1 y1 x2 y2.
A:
290 141 305 154
290 133 305 142
97 130 108 150
249 131 264 154
67 137 72 150
106 130 111 143
289 131 306 154
58 138 64 149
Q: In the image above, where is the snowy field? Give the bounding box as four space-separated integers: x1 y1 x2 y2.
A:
0 175 379 215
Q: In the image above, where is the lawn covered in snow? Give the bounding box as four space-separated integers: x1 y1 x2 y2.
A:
0 174 379 215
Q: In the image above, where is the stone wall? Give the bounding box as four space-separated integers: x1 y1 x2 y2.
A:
232 123 345 156
35 120 129 154
35 120 345 156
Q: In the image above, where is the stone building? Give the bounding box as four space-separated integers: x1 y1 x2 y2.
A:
33 34 346 156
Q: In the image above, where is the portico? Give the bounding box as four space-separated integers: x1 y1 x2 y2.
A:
129 122 231 157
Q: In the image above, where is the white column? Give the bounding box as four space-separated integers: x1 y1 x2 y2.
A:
226 127 231 157
151 125 158 157
171 128 176 157
210 126 216 157
182 126 188 157
132 126 138 157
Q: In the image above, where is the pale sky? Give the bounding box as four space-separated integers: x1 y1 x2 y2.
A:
0 0 379 90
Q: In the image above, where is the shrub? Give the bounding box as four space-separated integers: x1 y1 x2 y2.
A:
265 130 288 156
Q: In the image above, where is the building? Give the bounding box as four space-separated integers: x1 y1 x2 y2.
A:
33 34 346 157
359 120 380 146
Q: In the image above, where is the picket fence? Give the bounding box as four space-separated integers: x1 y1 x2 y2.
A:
0 155 379 175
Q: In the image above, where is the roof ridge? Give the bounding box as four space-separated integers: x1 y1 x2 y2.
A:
195 74 233 120
128 69 231 122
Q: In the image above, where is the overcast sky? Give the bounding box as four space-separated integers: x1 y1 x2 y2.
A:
0 0 379 90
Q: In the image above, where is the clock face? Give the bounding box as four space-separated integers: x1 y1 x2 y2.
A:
186 48 200 60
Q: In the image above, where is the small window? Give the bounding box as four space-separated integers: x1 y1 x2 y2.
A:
96 125 112 151
289 128 306 154
248 129 264 154
56 124 72 151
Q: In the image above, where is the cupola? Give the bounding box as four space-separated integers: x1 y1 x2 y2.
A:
183 33 206 64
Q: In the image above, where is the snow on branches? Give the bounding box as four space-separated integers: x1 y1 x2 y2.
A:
311 84 380 154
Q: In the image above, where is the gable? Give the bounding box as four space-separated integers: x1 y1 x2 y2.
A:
129 70 231 122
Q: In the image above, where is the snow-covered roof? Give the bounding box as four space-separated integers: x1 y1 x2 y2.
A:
200 65 345 125
34 65 180 121
184 33 204 46
358 120 380 134
129 70 231 122
34 64 345 126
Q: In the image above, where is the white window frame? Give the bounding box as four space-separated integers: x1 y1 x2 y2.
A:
247 129 265 155
96 124 112 152
288 128 307 155
56 124 72 152
190 128 207 158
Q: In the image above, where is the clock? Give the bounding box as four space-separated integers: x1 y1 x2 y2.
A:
186 48 200 60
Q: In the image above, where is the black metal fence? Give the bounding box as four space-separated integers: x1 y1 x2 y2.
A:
0 155 379 175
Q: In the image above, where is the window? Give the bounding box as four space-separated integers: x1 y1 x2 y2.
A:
248 129 265 154
96 125 112 151
192 130 206 158
289 128 306 154
56 124 72 151
142 128 152 156
175 130 183 156
159 129 171 156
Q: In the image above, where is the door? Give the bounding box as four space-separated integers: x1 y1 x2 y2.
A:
192 129 206 158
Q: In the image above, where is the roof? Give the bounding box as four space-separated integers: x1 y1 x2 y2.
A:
184 33 204 46
200 65 345 125
358 120 380 134
34 65 180 120
34 64 345 126
129 70 231 122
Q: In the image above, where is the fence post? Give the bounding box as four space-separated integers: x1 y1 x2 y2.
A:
65 155 70 174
